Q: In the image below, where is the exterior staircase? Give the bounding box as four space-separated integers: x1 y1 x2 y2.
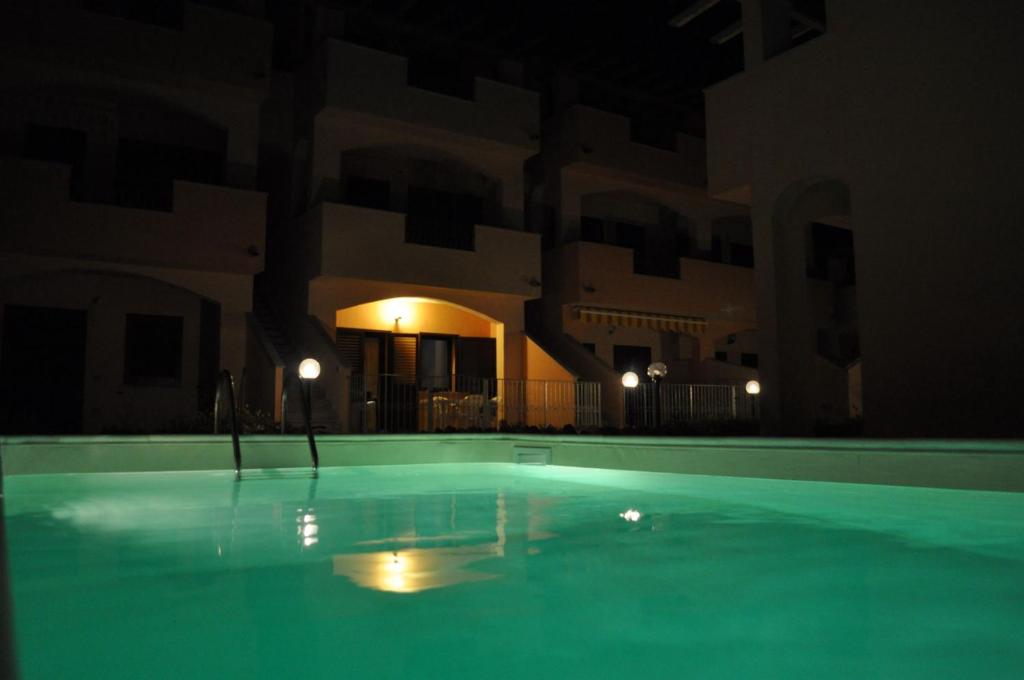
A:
525 299 621 427
252 295 341 433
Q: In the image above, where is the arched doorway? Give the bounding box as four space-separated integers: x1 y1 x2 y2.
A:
763 177 861 434
334 297 504 432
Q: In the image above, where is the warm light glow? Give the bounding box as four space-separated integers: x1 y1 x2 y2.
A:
380 298 414 326
647 362 668 379
298 358 321 380
619 508 643 522
745 380 761 395
621 371 640 388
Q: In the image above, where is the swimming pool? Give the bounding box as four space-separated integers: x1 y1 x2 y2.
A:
5 462 1023 679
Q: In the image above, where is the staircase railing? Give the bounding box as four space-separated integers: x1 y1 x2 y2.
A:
281 375 320 474
213 369 242 478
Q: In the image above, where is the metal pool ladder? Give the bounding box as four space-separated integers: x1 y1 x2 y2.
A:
213 369 242 478
281 375 320 475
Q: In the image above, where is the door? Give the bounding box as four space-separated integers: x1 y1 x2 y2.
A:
419 335 453 391
384 334 418 431
0 305 88 434
455 337 497 394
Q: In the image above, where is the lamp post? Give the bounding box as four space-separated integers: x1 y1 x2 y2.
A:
745 379 760 419
621 371 639 429
647 362 668 429
298 358 321 473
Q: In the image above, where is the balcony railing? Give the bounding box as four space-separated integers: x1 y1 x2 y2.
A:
348 374 601 433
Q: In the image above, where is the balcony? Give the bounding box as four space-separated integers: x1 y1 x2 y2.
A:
546 241 756 323
553 106 707 188
0 1 272 90
0 156 266 275
314 40 539 152
307 201 541 298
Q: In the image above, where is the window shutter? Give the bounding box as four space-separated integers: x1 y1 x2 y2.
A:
391 335 418 384
335 331 363 370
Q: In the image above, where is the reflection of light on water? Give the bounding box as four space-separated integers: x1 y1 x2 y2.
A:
298 510 318 549
333 545 502 594
333 491 561 593
495 492 506 558
619 508 643 522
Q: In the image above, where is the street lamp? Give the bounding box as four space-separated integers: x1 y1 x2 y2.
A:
743 379 761 420
295 358 321 473
621 372 639 429
647 362 668 429
299 358 321 380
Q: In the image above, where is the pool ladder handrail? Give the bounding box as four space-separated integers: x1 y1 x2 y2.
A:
213 369 242 478
281 374 320 474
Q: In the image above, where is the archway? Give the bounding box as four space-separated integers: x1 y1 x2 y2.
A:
334 297 505 432
763 177 860 434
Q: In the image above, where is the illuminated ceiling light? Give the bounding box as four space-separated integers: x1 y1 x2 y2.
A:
381 298 414 326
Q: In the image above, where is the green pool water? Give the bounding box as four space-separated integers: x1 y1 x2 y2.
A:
5 463 1024 679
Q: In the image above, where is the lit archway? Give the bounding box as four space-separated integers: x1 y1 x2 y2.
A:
335 296 505 380
334 297 508 433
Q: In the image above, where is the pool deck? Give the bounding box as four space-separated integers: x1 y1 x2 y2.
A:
2 434 1023 492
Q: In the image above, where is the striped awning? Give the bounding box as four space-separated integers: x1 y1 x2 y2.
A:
575 306 707 335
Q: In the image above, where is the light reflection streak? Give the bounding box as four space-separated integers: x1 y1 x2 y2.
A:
332 491 554 594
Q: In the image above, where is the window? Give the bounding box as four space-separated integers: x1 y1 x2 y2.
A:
24 124 88 200
741 353 759 369
406 186 479 251
715 351 728 362
116 139 224 211
807 223 855 284
675 230 692 258
731 243 755 268
580 216 604 243
344 176 390 211
629 117 676 152
124 314 183 386
419 336 452 390
613 345 652 380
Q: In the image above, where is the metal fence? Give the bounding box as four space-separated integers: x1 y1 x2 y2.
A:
624 382 759 428
348 374 601 433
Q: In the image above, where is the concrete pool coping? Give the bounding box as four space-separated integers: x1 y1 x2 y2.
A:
2 434 1023 492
